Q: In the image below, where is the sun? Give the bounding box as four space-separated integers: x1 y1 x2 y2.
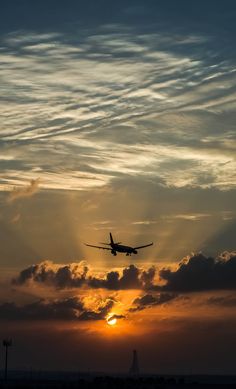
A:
107 317 117 326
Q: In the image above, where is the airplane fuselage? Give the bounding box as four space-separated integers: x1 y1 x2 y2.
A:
111 244 137 256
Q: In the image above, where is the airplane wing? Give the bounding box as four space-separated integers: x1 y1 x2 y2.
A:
134 242 153 250
84 243 112 250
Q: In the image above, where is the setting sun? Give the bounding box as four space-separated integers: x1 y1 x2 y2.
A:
107 317 117 326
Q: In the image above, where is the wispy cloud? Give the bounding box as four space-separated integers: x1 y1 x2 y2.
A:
0 25 235 191
162 213 211 221
7 178 40 202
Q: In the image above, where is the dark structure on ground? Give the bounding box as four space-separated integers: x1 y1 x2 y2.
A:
2 338 12 382
129 349 140 376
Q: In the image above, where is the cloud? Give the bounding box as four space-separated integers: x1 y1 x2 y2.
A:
107 313 126 321
162 213 211 221
89 264 145 290
79 298 114 321
12 251 236 293
13 262 156 290
12 261 89 288
1 26 236 192
0 296 115 321
129 293 177 312
7 178 40 203
207 294 236 307
160 252 236 292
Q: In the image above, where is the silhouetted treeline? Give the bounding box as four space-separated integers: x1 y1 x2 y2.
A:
1 375 236 389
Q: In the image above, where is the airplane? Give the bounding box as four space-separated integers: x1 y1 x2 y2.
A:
85 232 153 256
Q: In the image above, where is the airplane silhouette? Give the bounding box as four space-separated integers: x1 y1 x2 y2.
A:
85 232 153 256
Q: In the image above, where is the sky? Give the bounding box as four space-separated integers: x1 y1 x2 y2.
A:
0 0 236 374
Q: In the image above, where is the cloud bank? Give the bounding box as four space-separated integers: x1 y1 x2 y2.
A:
12 261 156 290
0 296 114 321
160 251 236 292
13 251 236 292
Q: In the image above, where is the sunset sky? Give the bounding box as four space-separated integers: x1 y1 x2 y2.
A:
0 0 236 374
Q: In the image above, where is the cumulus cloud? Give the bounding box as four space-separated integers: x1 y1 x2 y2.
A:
7 178 40 203
12 261 89 288
0 296 115 321
12 251 236 293
129 293 177 312
79 298 114 321
13 262 156 290
89 264 148 290
160 252 236 292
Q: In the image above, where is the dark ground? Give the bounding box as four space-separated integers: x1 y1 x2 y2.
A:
1 374 236 389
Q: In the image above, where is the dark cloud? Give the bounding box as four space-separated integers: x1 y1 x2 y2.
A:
89 264 145 290
140 266 156 289
79 299 114 321
12 261 89 288
0 297 83 321
13 262 156 290
107 314 126 322
129 293 177 312
160 252 236 292
0 296 114 321
13 251 236 293
207 294 236 307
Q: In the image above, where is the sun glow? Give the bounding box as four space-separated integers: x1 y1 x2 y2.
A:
107 317 117 326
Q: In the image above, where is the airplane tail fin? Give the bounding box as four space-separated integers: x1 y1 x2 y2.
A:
109 232 114 245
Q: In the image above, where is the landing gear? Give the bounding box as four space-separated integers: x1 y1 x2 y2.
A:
111 250 117 256
126 252 131 256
